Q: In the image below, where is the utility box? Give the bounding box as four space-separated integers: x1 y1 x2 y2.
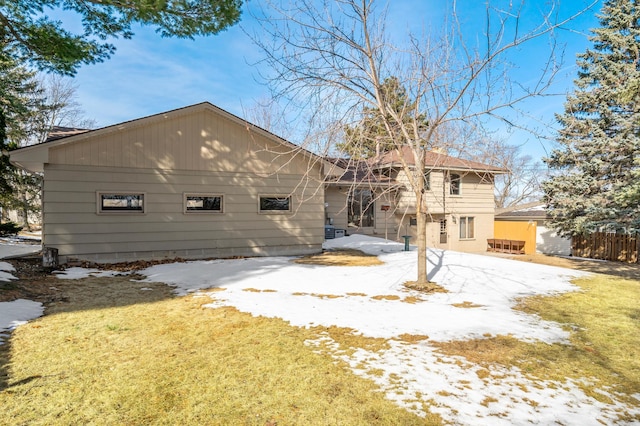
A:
334 229 345 238
324 225 335 239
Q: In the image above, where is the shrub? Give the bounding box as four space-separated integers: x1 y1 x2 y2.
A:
0 221 23 236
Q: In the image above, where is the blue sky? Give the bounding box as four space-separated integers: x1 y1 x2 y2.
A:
63 0 602 163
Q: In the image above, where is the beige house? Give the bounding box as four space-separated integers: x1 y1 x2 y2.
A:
10 101 504 263
325 147 504 253
10 102 328 263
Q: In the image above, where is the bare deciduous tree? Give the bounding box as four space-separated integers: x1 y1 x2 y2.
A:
8 75 96 229
249 0 595 284
454 137 545 208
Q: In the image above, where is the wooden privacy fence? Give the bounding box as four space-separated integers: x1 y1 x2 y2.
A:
572 232 639 263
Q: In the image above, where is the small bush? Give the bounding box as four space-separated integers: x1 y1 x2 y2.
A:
0 221 23 236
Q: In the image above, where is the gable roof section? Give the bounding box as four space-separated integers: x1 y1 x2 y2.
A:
371 145 505 174
495 202 548 220
9 102 336 174
45 126 91 142
324 157 397 187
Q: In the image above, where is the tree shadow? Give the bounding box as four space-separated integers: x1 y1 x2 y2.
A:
502 253 640 281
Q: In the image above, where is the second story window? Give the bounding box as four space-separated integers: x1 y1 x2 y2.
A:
423 170 431 191
450 173 461 195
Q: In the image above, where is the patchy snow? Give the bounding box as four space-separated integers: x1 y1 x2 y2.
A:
3 235 638 423
0 237 41 259
0 261 17 282
0 299 43 345
0 243 44 343
133 234 638 424
53 267 127 280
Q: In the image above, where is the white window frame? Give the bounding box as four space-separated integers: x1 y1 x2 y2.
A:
459 216 475 240
258 195 292 214
183 193 224 214
97 192 146 214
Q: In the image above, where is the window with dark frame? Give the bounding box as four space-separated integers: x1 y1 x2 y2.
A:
99 193 144 213
450 173 461 195
459 216 475 239
423 170 431 191
185 194 222 213
259 196 291 212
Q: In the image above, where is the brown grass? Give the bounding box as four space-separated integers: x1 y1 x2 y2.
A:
434 273 640 414
294 249 384 267
0 276 436 425
451 301 484 309
497 252 640 280
403 281 447 293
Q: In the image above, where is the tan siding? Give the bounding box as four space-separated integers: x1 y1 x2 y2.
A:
325 186 349 230
47 110 310 176
395 169 495 215
42 160 324 261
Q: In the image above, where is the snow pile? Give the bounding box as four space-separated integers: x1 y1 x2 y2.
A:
0 299 43 345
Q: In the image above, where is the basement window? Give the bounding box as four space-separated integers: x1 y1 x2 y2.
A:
184 194 223 213
98 192 145 213
259 196 292 213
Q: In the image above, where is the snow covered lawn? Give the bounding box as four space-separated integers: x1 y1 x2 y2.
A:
132 235 635 424
6 234 639 424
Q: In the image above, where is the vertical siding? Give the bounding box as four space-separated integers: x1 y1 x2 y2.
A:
47 110 310 176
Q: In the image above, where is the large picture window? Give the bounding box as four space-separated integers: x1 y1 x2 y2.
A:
184 194 223 213
259 196 292 213
348 189 374 228
98 192 145 213
459 216 475 239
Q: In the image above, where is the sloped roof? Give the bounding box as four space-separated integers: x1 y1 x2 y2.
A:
324 157 396 187
371 146 506 173
45 126 91 142
495 202 548 220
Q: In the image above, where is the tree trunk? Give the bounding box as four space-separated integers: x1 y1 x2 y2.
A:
415 210 428 284
20 193 31 231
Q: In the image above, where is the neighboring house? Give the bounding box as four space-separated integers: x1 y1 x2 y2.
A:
325 147 505 253
495 202 572 256
10 102 328 263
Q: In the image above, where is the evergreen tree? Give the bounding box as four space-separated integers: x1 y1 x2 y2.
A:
543 0 640 235
338 77 429 158
0 55 47 226
1 0 242 75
